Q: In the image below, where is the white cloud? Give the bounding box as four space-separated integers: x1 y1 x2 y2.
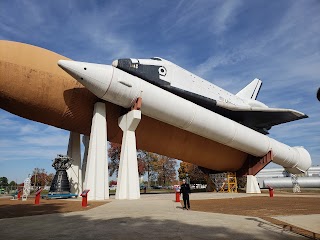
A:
0 110 69 162
19 123 41 135
0 1 319 172
210 1 242 35
158 0 242 43
20 135 68 147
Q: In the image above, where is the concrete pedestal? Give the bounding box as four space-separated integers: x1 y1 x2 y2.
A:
246 175 261 193
84 102 109 200
67 132 82 195
116 110 141 200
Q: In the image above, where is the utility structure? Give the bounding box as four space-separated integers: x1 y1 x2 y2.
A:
227 172 238 193
210 172 238 193
291 174 301 193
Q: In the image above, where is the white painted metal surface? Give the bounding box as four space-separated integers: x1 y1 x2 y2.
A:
263 177 320 188
257 167 320 178
112 57 304 115
58 60 312 174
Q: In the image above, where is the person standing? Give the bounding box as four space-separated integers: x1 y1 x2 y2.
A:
180 179 191 210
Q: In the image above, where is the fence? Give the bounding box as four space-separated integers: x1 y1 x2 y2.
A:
0 185 50 195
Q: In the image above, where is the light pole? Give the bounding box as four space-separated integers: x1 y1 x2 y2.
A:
34 169 37 187
186 173 189 184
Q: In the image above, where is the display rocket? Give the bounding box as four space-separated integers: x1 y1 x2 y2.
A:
57 59 311 174
0 41 312 174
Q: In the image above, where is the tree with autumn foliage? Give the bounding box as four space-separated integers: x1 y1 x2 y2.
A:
178 162 192 180
31 168 54 186
178 162 206 184
108 142 121 177
137 151 158 188
108 142 148 177
153 155 177 186
108 143 177 187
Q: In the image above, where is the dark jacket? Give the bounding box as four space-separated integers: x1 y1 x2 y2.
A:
180 183 191 195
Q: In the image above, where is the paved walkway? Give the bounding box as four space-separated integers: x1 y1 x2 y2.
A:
273 214 320 234
0 193 308 240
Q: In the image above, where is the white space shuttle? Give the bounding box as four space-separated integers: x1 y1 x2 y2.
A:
111 57 307 134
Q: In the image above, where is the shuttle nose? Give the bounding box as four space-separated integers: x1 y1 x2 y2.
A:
112 60 118 67
58 60 114 99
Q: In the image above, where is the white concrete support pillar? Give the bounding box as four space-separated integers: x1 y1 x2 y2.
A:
67 132 82 195
84 102 109 200
246 175 261 193
81 135 90 186
116 110 141 200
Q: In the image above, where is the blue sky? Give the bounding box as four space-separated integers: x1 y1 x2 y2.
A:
0 0 319 183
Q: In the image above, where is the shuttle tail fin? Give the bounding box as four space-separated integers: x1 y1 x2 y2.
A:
236 78 262 100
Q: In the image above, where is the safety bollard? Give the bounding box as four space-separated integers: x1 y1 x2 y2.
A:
17 189 22 200
268 186 274 198
80 189 90 207
175 187 180 203
34 188 43 205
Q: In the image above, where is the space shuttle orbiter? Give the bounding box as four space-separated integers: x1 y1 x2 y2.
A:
111 57 307 134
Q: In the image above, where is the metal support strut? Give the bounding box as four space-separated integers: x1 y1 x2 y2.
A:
237 151 273 194
237 151 273 177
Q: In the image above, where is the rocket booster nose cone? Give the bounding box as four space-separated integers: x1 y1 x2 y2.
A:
57 60 114 99
57 59 68 68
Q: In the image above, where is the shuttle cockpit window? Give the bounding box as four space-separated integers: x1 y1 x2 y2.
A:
150 57 162 61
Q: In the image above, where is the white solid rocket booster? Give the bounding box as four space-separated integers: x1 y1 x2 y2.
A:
58 60 311 174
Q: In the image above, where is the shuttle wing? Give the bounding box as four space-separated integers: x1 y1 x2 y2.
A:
223 107 308 133
163 85 307 134
215 101 308 134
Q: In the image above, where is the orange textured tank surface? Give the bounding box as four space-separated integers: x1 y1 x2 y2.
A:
0 40 247 171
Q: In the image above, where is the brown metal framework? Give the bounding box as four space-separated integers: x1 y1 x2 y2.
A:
131 97 142 110
237 151 273 177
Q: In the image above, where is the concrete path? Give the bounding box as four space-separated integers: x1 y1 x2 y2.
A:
0 193 306 240
273 214 320 234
